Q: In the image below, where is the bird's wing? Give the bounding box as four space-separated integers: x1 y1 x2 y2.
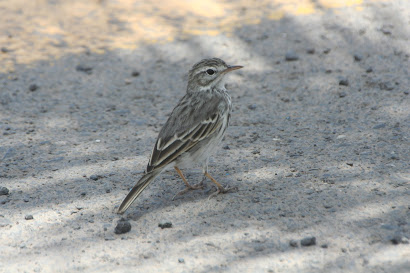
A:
146 93 226 172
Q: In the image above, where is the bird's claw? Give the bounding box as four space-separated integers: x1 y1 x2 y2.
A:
208 185 230 199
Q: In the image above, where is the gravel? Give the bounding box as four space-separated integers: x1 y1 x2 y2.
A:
1 1 409 272
114 219 132 234
339 77 349 86
285 51 299 61
301 236 317 247
0 187 9 196
158 222 173 229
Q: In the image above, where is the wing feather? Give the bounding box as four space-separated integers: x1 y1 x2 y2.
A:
146 113 224 172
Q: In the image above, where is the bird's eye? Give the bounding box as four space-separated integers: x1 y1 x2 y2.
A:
206 69 215 75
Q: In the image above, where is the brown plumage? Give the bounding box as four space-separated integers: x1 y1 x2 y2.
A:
117 58 242 214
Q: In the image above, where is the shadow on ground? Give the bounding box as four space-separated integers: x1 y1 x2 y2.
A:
0 1 409 272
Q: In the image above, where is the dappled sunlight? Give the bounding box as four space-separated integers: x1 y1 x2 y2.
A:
0 0 389 72
0 0 408 272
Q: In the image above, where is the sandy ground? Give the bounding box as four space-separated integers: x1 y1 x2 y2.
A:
0 0 409 272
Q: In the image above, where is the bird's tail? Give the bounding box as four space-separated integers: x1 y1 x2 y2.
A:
117 169 161 214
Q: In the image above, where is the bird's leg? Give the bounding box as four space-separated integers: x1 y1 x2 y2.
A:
204 172 230 199
172 166 204 200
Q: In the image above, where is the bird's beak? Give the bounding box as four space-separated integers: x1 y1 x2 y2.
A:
223 65 243 73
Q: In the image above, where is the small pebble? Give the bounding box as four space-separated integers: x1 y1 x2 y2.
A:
353 53 363 62
131 71 140 77
404 91 409 95
0 187 9 196
321 244 328 248
1 47 9 53
366 67 373 73
380 26 391 35
178 258 185 264
247 104 257 110
289 240 298 247
338 92 347 98
25 215 34 220
306 48 315 54
158 222 172 229
301 236 316 246
391 235 409 245
339 78 349 86
323 48 331 54
89 174 101 181
285 51 299 61
222 145 230 150
114 219 131 234
76 64 93 74
29 84 38 92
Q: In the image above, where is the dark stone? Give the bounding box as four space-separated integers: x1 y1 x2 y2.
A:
285 51 299 61
301 236 316 246
339 78 349 86
366 67 373 73
306 48 315 54
222 145 230 150
29 84 38 92
354 53 363 62
1 47 9 53
391 235 409 245
76 64 93 74
131 71 140 77
0 187 9 196
248 104 257 110
289 240 298 247
25 215 34 220
114 219 131 234
158 222 172 229
178 258 185 263
89 174 101 181
323 48 331 54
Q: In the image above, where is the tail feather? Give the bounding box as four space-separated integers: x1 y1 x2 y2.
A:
117 170 161 214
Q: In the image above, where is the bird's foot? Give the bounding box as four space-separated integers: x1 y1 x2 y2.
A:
208 185 230 199
172 180 204 200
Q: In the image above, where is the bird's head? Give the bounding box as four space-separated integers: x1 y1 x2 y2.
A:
187 58 243 92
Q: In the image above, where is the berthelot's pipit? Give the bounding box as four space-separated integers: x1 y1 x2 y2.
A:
117 58 243 214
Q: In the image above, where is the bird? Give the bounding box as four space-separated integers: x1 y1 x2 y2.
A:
117 58 243 214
